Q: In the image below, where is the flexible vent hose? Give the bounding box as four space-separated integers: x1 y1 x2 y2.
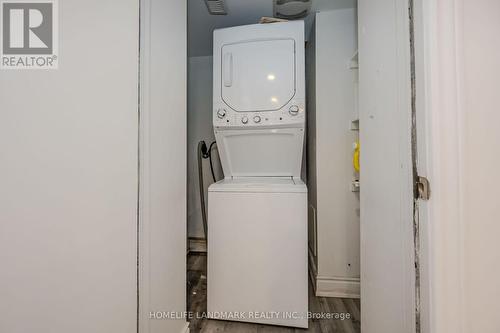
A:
197 141 209 239
197 140 218 240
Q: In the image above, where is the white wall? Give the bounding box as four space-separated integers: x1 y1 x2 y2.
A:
461 2 500 331
306 9 360 297
138 1 188 332
419 0 500 332
0 1 139 332
187 56 223 240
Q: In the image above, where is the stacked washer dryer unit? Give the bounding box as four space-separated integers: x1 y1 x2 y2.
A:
208 21 308 328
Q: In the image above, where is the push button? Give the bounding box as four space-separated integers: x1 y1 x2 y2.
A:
241 116 249 124
253 115 261 123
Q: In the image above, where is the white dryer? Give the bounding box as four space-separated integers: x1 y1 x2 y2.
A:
212 21 305 177
208 21 308 328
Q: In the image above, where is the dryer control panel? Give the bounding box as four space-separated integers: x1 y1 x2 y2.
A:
213 100 305 128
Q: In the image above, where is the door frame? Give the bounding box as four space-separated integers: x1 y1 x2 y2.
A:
136 0 467 332
414 0 465 332
138 1 189 333
358 0 416 331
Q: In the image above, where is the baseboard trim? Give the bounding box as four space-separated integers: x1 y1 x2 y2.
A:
188 237 207 253
309 248 360 298
315 275 360 298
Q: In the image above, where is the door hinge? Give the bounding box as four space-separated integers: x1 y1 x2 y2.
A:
416 176 431 200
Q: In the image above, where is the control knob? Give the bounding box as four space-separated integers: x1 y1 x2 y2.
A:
241 116 249 124
253 115 261 123
289 105 300 116
217 108 226 119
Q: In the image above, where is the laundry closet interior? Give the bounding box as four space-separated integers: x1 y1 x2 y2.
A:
185 0 415 332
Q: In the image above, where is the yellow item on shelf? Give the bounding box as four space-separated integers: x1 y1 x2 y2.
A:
353 141 360 172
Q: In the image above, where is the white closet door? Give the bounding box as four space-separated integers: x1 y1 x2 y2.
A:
221 39 295 112
358 0 416 332
0 1 139 333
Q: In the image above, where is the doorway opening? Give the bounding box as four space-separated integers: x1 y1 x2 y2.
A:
183 0 417 332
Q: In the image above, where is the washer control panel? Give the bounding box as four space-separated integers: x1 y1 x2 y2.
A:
213 100 305 128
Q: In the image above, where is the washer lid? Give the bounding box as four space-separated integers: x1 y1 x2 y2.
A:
214 127 304 178
208 177 307 193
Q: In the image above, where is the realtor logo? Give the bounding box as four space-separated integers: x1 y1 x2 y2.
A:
1 0 58 69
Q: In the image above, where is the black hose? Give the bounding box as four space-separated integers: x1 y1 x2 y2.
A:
197 141 208 239
197 140 219 240
208 141 217 183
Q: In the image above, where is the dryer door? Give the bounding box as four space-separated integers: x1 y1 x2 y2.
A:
221 39 296 112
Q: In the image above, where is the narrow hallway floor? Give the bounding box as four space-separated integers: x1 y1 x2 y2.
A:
187 253 360 333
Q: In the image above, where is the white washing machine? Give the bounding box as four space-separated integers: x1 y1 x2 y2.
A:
207 21 308 328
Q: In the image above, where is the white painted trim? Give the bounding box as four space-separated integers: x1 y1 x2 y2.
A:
394 2 418 331
138 1 188 333
315 276 360 299
138 1 152 332
358 1 416 331
309 245 360 298
416 0 465 332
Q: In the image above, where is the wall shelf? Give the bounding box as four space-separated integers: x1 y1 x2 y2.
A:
351 180 360 192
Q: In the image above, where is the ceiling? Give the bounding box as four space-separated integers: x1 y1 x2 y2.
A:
188 0 357 57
